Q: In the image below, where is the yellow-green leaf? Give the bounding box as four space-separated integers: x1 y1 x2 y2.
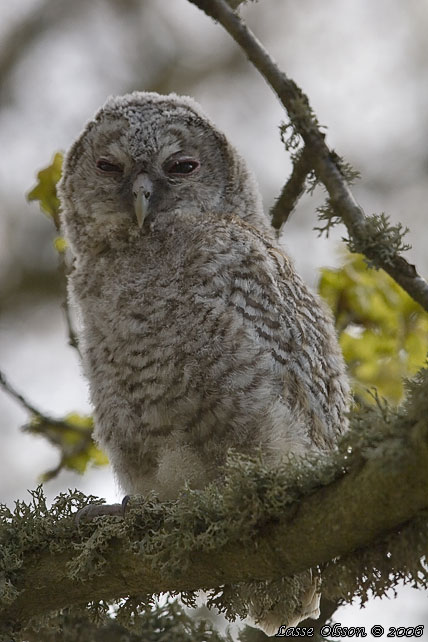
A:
28 152 63 229
318 252 428 403
53 236 67 253
64 412 93 429
26 412 108 479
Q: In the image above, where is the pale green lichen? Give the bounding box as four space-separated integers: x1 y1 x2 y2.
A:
1 369 427 640
347 213 411 268
8 601 233 642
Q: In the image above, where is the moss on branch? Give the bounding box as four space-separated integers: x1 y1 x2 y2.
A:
1 369 428 638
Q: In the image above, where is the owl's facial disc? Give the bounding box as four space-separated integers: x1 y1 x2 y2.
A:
132 174 153 227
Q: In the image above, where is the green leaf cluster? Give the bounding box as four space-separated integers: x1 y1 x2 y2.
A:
25 413 108 481
318 252 428 402
27 152 63 230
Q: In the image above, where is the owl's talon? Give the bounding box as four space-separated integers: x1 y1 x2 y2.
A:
75 500 127 528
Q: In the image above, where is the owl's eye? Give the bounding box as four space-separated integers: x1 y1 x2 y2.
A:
96 159 123 173
165 159 200 176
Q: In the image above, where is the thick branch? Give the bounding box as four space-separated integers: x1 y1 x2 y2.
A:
2 406 428 632
188 0 428 311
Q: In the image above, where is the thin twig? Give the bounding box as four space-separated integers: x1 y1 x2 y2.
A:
0 368 87 434
42 433 93 481
62 298 81 355
271 147 313 231
0 369 45 418
189 0 428 312
58 255 82 358
0 368 94 480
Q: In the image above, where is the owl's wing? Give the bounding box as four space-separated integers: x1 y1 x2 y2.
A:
192 215 349 448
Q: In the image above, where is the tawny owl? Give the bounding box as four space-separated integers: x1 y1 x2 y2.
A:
58 91 349 636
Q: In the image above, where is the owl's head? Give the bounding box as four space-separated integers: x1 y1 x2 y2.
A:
59 91 267 256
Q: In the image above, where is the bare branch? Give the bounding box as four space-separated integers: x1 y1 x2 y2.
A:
0 369 85 433
58 255 82 358
0 369 47 419
0 368 95 480
62 295 81 355
188 0 428 311
270 147 312 231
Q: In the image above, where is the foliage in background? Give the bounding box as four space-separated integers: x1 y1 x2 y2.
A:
318 253 428 403
28 152 63 230
26 413 108 482
25 155 109 480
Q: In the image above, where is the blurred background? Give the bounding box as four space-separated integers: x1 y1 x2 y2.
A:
0 0 427 635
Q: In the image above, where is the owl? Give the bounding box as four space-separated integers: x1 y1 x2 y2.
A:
58 91 349 636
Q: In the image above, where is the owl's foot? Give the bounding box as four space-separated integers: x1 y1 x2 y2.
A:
75 495 130 527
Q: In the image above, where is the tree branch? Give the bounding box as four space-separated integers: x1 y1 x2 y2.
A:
2 383 428 633
58 254 82 358
0 369 97 480
0 369 85 433
188 0 428 311
0 369 48 420
271 147 313 231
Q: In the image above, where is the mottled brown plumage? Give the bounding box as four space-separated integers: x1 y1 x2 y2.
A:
59 91 349 635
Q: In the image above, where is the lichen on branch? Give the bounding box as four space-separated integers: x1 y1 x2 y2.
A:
1 368 428 639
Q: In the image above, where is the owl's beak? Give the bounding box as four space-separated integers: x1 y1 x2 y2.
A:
132 174 153 228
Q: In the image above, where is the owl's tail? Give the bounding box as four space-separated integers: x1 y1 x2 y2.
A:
244 571 321 637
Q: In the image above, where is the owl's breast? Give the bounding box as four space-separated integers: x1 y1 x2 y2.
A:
70 219 349 497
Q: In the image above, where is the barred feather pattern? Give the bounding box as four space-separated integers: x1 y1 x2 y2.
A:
70 212 348 497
